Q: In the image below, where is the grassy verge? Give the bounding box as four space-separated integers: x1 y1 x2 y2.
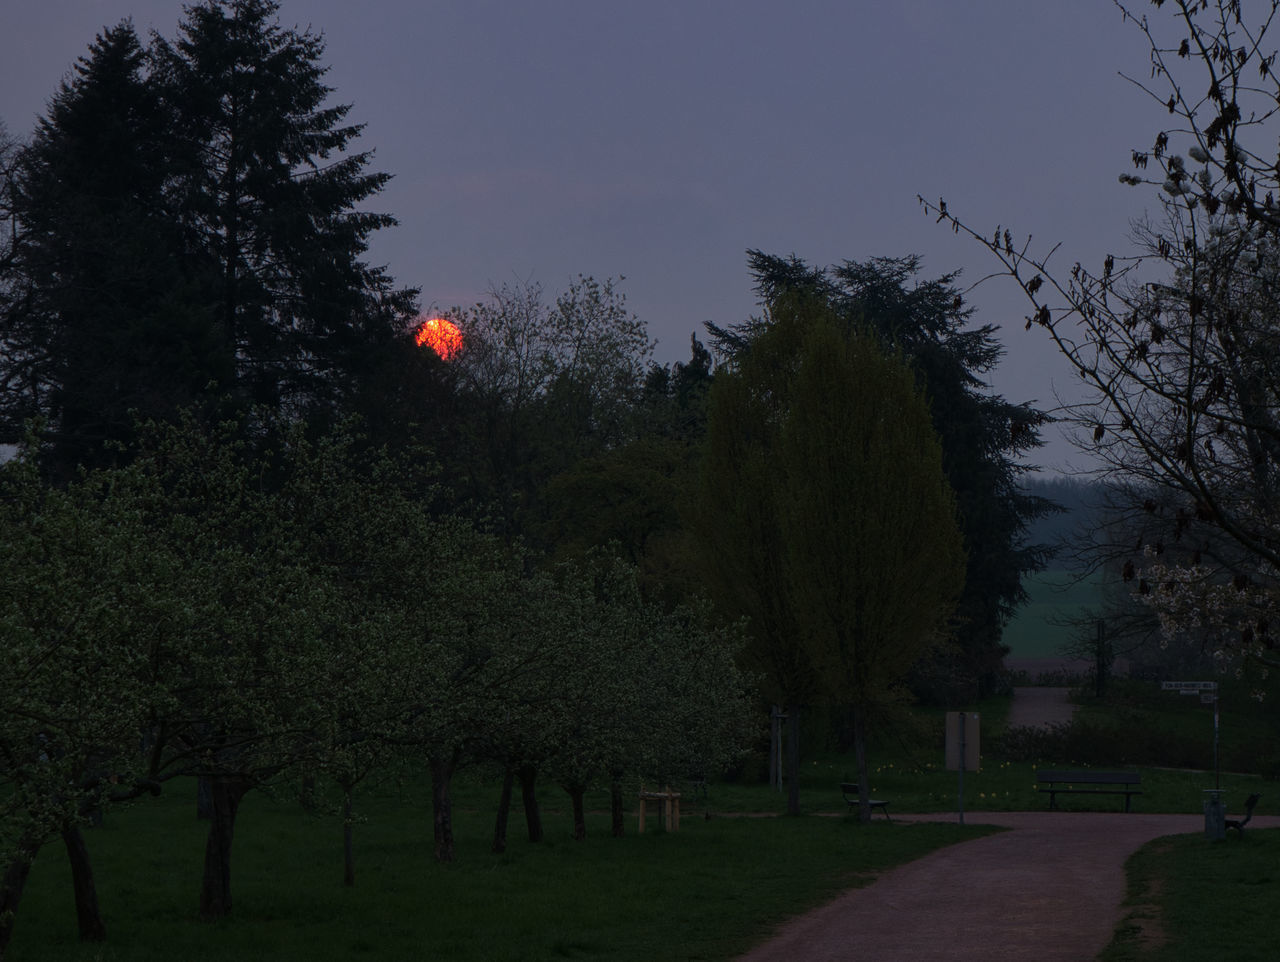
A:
1100 828 1280 962
9 779 995 961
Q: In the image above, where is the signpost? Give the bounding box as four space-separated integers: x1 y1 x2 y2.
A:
945 712 979 825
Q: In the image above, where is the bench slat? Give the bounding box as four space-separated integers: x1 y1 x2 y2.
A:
1036 770 1143 812
1037 770 1140 785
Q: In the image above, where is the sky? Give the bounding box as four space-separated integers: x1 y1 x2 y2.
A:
0 1 1164 473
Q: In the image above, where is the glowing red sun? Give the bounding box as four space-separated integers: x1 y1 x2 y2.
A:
414 317 463 360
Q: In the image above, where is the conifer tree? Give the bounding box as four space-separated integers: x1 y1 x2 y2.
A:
0 2 416 478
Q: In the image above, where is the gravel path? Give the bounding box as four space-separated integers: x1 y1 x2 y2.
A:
736 811 1280 961
738 686 1262 961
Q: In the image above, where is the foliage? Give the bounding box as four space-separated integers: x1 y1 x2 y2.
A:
0 3 416 478
531 333 716 605
443 275 654 540
541 559 752 781
0 444 174 863
923 0 1280 683
694 293 965 816
712 252 1055 701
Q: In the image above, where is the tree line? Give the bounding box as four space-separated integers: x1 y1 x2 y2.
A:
0 0 1056 952
0 417 751 946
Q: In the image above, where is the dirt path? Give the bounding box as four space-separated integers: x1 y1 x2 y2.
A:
736 811 1280 961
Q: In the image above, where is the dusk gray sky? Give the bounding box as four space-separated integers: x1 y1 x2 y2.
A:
1 1 1161 472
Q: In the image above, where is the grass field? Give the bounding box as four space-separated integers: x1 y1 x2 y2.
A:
9 779 993 961
1003 569 1105 660
1100 828 1280 962
12 675 1280 959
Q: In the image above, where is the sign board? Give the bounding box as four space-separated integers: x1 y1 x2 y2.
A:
945 712 980 771
1162 681 1218 691
1201 692 1218 705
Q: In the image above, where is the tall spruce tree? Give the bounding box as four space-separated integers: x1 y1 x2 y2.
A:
151 0 416 418
0 3 416 478
1 24 225 480
707 252 1054 700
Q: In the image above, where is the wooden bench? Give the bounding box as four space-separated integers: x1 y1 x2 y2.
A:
1037 770 1142 811
840 783 891 821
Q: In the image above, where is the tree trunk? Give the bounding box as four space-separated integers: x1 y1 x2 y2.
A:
517 764 543 843
342 784 356 887
0 835 41 957
196 775 213 820
492 767 514 854
199 776 251 921
301 773 318 814
853 705 872 823
61 823 106 941
609 775 625 838
429 750 460 862
785 702 801 816
568 784 587 841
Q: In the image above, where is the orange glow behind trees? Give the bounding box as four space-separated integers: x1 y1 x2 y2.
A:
413 317 463 360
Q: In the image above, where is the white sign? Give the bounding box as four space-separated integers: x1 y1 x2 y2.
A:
1162 681 1218 691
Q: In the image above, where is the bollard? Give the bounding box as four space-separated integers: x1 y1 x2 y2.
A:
1203 789 1225 841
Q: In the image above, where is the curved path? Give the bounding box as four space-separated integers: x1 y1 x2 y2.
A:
737 811 1280 962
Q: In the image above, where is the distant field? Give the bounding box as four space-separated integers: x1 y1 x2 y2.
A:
1003 569 1106 660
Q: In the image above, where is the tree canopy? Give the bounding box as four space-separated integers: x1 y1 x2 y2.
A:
695 293 965 816
707 251 1053 700
0 1 416 480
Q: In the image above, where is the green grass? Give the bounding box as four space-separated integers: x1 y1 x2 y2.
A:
1002 568 1104 659
14 684 1280 959
1100 828 1280 962
9 777 995 961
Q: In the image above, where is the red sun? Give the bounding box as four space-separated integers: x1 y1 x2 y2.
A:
413 317 463 360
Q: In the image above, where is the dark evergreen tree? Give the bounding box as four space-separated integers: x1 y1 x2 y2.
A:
0 3 417 479
151 0 417 418
708 251 1055 700
1 24 225 480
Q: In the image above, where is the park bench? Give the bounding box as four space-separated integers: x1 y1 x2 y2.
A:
1226 793 1262 837
840 783 891 821
1037 770 1142 811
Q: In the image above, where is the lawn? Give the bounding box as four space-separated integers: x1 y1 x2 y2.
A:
1100 828 1280 962
8 776 994 962
12 683 1280 959
1002 568 1105 660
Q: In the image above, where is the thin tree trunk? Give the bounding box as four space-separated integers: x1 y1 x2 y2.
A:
853 705 872 823
61 823 106 941
342 784 356 887
568 784 587 841
609 774 625 838
517 764 543 843
429 750 460 862
786 702 801 816
301 773 318 814
0 835 41 957
196 775 213 820
199 776 250 921
492 766 514 854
